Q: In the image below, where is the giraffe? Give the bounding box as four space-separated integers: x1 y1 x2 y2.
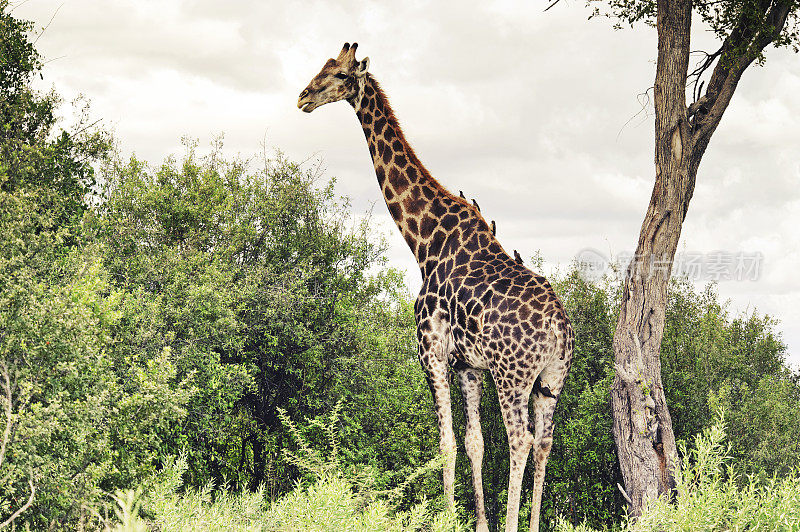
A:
297 43 574 532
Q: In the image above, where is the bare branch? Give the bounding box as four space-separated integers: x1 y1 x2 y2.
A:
0 362 13 471
687 47 722 106
72 118 104 138
616 86 654 141
544 0 562 12
0 364 35 528
32 3 64 45
687 94 711 118
693 80 705 110
7 0 35 12
0 475 35 529
617 482 633 505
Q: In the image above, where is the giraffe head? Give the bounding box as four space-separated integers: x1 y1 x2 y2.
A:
297 42 370 113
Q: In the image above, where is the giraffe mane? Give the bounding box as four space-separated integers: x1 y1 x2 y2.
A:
368 74 491 227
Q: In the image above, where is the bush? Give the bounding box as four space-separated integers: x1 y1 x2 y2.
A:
109 407 466 532
556 410 800 532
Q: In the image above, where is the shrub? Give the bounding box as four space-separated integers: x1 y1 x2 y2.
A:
556 410 800 532
109 405 467 531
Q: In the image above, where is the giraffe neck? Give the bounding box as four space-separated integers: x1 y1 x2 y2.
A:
351 74 492 276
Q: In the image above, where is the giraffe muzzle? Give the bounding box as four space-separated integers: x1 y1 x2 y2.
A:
297 89 317 113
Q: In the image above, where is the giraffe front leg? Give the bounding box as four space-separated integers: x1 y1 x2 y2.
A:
457 368 488 532
420 346 457 511
497 386 534 532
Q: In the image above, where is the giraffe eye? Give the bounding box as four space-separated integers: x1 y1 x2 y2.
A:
334 73 348 79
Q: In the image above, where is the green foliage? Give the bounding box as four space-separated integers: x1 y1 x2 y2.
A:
710 375 800 479
0 8 130 530
661 279 800 479
0 3 110 219
0 215 191 527
1 121 434 526
131 461 464 532
557 410 800 532
109 489 147 532
92 140 436 502
587 0 800 64
3 4 799 529
109 408 465 532
277 402 345 480
0 1 40 92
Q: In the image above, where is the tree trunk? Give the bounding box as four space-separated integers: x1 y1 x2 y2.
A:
609 0 794 519
610 0 692 517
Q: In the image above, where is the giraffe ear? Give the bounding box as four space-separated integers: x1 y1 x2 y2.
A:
356 57 370 76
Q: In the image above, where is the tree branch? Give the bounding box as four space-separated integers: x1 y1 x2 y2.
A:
0 363 35 528
687 94 712 118
544 0 562 12
0 476 35 529
692 0 792 141
617 482 633 505
0 363 13 472
687 47 722 104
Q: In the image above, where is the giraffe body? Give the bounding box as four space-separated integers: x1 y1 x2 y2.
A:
298 43 574 532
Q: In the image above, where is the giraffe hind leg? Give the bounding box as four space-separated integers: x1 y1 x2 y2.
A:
496 383 535 532
528 358 570 532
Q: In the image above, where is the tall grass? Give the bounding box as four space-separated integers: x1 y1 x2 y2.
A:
108 404 466 531
109 407 800 531
557 410 800 532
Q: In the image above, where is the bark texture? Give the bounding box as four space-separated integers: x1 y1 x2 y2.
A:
611 0 793 518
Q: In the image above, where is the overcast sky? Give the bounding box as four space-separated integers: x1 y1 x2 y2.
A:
14 0 800 367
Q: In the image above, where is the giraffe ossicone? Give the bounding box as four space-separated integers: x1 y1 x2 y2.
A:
298 42 574 532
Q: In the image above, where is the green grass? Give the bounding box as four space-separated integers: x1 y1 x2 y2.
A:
108 456 464 532
107 408 800 532
108 404 467 532
557 410 800 532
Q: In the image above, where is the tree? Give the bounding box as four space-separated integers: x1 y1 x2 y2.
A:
0 5 161 528
95 142 438 499
0 2 108 220
582 0 800 517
